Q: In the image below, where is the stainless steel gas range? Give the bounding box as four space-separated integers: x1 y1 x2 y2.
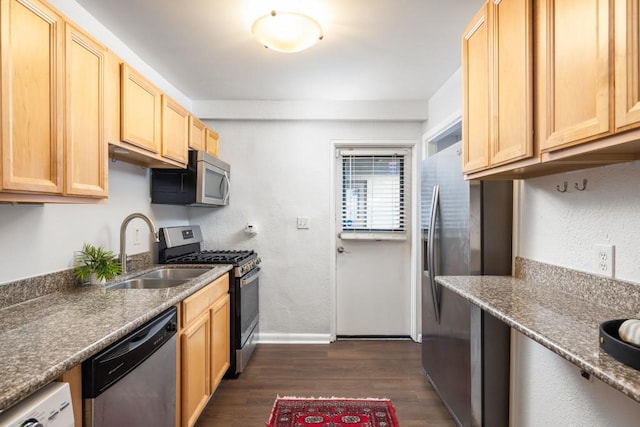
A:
157 225 261 377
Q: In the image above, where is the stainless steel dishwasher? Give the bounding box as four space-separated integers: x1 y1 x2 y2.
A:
82 307 177 427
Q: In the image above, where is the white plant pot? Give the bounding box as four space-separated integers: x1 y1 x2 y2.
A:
90 273 106 285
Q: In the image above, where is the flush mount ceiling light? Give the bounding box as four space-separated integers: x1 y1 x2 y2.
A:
251 10 323 53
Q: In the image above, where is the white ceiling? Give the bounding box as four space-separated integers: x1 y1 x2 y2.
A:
74 0 485 103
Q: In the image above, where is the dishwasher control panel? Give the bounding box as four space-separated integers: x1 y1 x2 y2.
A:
0 382 74 427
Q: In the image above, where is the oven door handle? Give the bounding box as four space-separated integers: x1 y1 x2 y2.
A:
240 267 260 288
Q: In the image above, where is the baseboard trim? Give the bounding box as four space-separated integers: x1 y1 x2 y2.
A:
257 333 332 344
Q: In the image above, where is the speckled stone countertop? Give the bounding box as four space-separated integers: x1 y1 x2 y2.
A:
0 264 232 412
435 258 640 403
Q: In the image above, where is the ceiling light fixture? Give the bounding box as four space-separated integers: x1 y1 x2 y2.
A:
251 10 323 53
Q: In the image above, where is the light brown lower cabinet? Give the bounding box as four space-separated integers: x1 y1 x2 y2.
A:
210 293 230 391
57 365 82 427
178 274 230 427
181 310 211 427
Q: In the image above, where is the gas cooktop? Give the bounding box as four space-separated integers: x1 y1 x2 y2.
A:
165 250 256 265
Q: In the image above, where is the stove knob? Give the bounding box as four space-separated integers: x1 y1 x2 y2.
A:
21 419 43 427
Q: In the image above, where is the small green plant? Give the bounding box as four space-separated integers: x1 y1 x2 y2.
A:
75 243 121 283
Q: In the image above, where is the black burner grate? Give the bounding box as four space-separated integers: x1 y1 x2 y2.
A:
166 250 255 265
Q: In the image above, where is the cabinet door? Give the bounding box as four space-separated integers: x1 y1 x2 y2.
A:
537 0 612 152
1 0 63 193
205 128 219 158
189 115 206 152
210 293 230 393
490 0 533 165
64 24 107 197
462 3 490 173
162 95 188 164
120 63 161 154
104 51 121 147
181 310 210 427
615 0 640 131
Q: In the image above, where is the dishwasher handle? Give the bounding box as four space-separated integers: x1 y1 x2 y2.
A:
82 307 178 398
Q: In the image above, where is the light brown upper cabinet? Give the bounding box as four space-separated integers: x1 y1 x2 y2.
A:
111 62 189 168
205 128 220 158
462 0 533 174
462 3 490 173
190 115 221 158
1 0 64 195
1 0 108 201
161 95 189 164
104 51 121 151
462 0 640 179
189 116 207 152
490 0 533 165
536 0 612 152
65 23 108 197
120 63 162 154
615 0 640 132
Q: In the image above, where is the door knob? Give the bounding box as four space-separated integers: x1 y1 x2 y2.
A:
337 246 349 254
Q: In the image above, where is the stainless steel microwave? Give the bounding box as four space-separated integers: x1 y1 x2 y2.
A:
151 151 230 207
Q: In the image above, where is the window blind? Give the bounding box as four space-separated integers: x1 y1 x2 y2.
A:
340 153 406 235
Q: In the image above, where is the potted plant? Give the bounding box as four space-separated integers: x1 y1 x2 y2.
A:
75 243 122 284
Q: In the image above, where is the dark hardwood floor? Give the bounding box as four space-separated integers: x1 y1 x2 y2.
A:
195 340 456 426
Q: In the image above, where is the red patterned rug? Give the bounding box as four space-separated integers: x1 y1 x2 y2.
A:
267 397 399 426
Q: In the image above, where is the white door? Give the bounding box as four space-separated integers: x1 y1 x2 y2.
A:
335 147 412 336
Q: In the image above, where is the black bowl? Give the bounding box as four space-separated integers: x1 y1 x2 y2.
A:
600 319 640 371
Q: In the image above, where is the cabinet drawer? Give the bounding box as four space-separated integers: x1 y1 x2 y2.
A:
182 274 229 326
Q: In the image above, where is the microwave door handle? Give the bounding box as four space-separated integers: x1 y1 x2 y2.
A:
222 171 230 204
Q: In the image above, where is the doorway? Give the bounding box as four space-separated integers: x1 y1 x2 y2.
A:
334 144 414 337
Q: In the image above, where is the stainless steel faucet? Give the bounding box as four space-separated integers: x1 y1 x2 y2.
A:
119 213 159 273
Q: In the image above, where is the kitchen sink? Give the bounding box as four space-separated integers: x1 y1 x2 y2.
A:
107 278 188 290
106 268 209 290
137 268 209 280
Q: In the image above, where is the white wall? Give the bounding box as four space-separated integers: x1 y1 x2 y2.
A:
423 67 462 140
49 0 190 107
0 162 188 284
512 330 640 427
190 120 423 341
517 161 640 281
513 161 640 425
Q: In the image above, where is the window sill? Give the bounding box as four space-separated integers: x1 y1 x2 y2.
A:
338 232 407 241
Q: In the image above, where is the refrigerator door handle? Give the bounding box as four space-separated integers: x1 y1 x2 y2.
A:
428 184 441 323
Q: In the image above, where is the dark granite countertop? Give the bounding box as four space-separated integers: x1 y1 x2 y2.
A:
0 264 232 412
436 266 640 403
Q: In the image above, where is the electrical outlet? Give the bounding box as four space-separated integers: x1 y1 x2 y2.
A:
595 244 614 277
297 217 310 229
134 228 141 245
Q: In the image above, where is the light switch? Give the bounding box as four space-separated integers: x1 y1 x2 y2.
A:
297 217 310 229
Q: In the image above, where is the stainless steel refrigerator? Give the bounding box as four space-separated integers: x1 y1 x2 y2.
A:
421 141 511 427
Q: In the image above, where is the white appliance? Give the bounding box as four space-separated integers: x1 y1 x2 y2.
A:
0 382 74 427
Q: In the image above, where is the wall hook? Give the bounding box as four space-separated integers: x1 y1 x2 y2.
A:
575 179 587 191
556 181 568 193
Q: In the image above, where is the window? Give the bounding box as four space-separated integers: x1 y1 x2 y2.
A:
339 149 408 239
